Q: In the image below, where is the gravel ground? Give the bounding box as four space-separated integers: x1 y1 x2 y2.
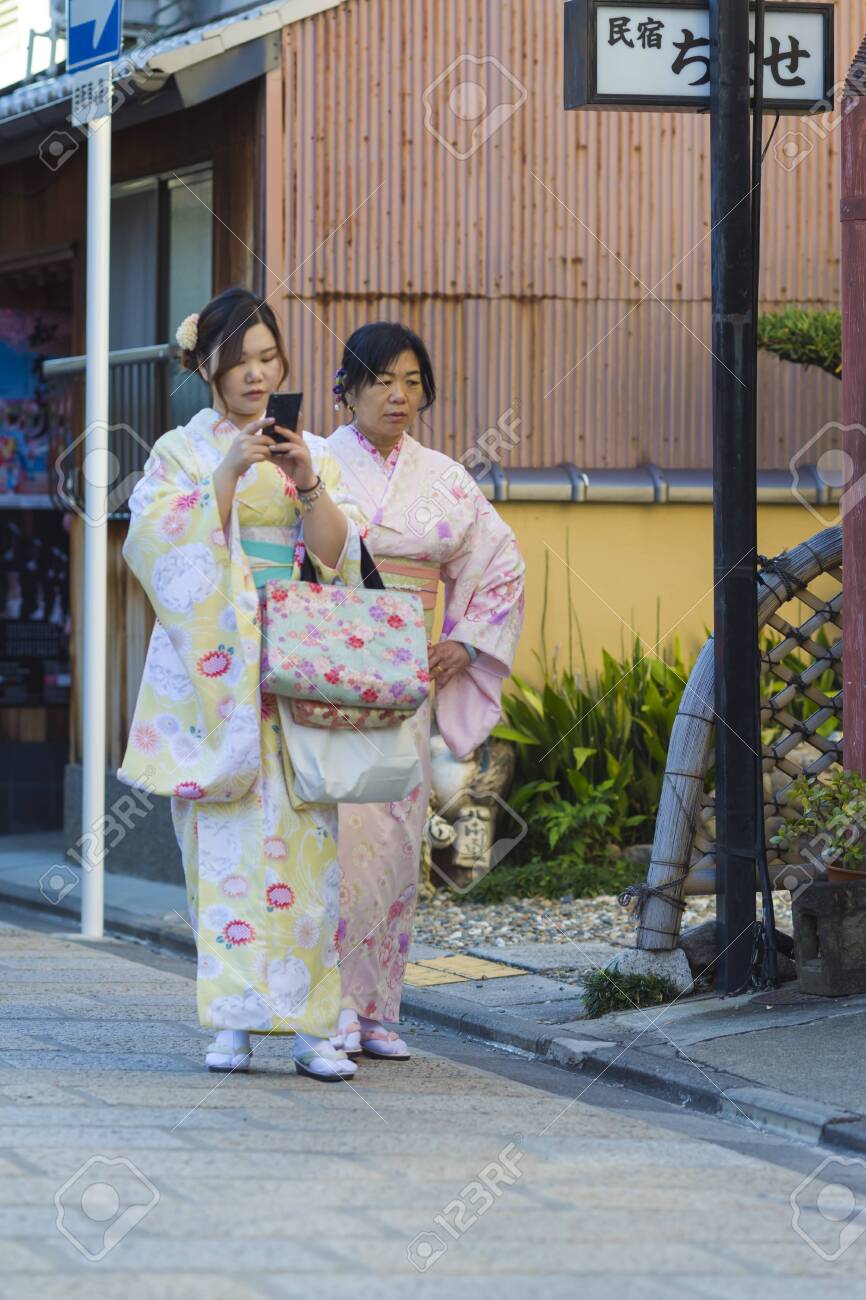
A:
412 889 795 952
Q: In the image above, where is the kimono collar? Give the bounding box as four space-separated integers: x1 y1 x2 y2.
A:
200 406 249 436
349 423 405 475
327 422 423 526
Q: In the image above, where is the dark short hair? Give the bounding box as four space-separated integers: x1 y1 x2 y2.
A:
179 286 288 408
339 322 436 412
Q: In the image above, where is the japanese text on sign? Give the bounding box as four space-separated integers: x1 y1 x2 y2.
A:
595 4 827 104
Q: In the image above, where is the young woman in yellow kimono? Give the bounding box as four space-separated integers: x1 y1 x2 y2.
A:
118 287 363 1081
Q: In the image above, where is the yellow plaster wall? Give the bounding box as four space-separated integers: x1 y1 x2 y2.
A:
496 502 833 683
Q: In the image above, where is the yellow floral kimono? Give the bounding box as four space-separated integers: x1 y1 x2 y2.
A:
118 406 362 1038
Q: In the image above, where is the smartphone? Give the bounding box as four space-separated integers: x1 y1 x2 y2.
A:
266 392 303 439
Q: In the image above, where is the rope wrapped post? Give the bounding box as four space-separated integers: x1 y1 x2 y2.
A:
635 642 715 949
632 526 843 952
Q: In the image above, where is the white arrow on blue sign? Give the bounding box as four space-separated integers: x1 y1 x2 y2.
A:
66 0 123 75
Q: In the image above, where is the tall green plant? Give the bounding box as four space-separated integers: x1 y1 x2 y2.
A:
493 540 693 850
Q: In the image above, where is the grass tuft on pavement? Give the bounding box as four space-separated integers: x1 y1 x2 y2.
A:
581 968 680 1018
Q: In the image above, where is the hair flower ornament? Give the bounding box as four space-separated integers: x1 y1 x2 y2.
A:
332 366 347 411
175 313 200 351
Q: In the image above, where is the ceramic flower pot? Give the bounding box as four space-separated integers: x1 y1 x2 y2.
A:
826 864 866 884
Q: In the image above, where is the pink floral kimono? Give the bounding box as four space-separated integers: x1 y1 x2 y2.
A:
326 423 525 1021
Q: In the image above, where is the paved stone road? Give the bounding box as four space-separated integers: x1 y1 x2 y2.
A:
1 913 865 1299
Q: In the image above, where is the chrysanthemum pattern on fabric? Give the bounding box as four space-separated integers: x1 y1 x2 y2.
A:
119 408 366 1035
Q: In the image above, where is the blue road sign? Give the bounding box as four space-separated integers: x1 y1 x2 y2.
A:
66 0 123 75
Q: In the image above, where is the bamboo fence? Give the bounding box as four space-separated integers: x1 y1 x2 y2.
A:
633 526 843 950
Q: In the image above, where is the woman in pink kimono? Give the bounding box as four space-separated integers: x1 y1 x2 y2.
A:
326 322 525 1060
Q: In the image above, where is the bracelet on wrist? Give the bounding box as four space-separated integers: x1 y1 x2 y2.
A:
297 474 326 509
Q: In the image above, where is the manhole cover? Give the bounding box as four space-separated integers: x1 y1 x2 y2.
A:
749 984 831 1007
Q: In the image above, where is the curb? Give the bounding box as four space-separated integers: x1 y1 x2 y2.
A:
400 984 866 1156
0 875 197 961
6 876 866 1157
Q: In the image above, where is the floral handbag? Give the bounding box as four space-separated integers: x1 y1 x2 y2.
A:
258 538 430 729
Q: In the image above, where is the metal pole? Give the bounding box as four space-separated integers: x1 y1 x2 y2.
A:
80 105 111 939
709 0 760 991
749 0 777 986
842 42 866 776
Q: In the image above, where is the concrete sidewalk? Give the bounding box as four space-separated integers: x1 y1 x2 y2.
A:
4 833 866 1157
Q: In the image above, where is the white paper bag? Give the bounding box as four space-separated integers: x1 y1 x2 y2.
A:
279 701 422 805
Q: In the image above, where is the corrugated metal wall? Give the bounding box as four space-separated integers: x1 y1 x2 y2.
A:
272 0 858 469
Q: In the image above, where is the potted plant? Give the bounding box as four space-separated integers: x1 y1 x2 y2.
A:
771 769 866 882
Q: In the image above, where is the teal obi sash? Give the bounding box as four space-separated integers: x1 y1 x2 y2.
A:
240 537 299 590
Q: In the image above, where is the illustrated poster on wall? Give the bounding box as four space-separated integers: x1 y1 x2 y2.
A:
0 310 72 497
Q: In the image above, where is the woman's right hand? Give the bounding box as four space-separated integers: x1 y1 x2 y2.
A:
219 417 278 481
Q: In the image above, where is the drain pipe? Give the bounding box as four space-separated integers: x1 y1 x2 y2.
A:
842 36 866 777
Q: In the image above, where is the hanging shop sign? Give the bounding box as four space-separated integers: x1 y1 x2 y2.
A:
564 0 834 113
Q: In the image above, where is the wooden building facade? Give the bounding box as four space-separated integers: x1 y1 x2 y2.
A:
0 0 861 830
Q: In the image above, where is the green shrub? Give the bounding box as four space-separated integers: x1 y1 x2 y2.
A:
495 649 684 840
493 545 693 856
757 308 841 378
468 850 638 904
439 540 696 901
770 769 866 872
581 968 680 1018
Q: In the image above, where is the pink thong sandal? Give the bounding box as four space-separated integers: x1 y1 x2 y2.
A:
360 1027 411 1060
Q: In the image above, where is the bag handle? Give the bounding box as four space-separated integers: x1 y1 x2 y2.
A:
299 535 385 590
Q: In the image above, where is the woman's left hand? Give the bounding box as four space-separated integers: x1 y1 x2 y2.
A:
427 640 471 689
268 420 317 492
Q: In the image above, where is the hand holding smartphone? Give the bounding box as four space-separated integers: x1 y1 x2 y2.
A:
263 391 316 490
266 392 303 440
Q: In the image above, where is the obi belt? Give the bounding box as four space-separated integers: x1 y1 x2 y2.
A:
241 538 440 634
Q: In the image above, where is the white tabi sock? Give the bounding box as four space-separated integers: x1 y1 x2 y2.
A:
294 1032 357 1076
213 1030 250 1052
